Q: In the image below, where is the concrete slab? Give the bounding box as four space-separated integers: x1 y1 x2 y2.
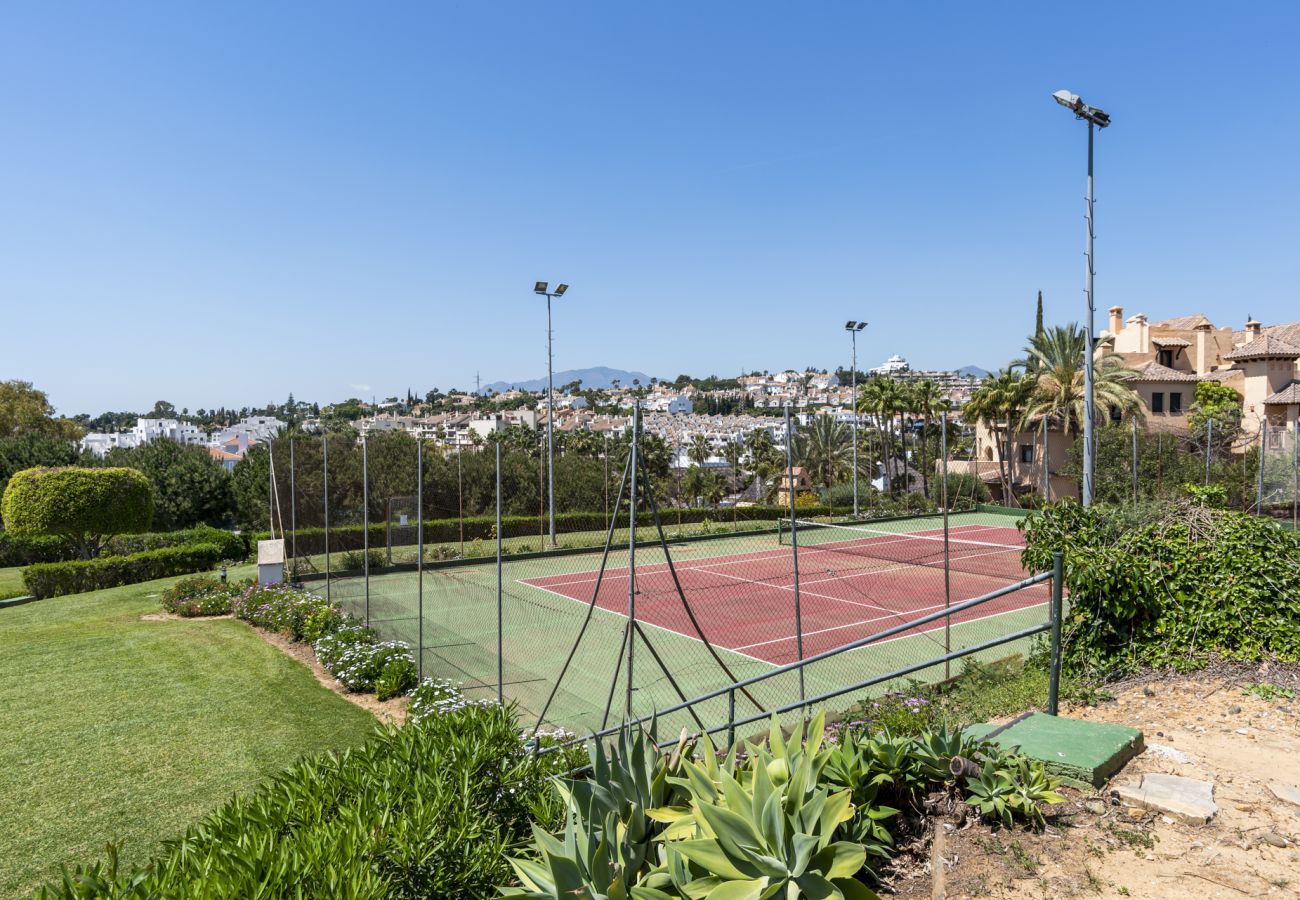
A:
965 712 1144 790
1269 782 1300 808
1113 773 1217 825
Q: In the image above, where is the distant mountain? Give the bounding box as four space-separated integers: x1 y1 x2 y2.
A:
957 365 991 379
480 366 656 394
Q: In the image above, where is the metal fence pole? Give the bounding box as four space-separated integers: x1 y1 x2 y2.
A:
267 444 275 536
1205 417 1213 486
323 434 330 602
1131 416 1139 504
1048 551 1064 715
784 405 805 702
726 688 736 749
1293 417 1298 529
289 437 296 581
1257 420 1267 513
417 435 424 681
457 443 465 557
941 415 950 680
496 441 504 704
362 432 370 626
625 403 639 718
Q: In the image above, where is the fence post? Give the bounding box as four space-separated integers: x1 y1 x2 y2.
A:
726 688 736 749
625 403 639 719
1048 551 1064 716
323 434 330 602
1257 420 1267 513
417 435 424 681
1293 417 1298 530
1205 418 1213 486
362 431 370 626
496 441 504 704
289 437 296 581
941 414 950 680
1131 416 1139 504
784 404 805 703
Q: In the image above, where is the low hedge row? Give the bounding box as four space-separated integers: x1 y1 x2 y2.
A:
0 523 248 567
21 542 229 599
251 506 841 555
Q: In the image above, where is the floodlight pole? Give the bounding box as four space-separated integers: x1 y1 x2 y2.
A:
534 283 567 548
847 324 865 518
1082 119 1097 507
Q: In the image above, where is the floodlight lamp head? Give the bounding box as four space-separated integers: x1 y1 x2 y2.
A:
534 281 548 294
856 322 867 331
845 320 857 330
554 283 568 296
1052 89 1110 128
1052 90 1080 109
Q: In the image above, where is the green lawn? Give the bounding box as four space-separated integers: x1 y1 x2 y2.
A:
0 566 25 601
0 566 381 897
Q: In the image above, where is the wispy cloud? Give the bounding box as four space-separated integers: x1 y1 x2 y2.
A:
350 383 371 393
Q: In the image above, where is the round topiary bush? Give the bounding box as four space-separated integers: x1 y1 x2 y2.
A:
1 466 154 559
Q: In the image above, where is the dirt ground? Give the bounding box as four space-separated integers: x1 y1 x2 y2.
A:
884 666 1300 899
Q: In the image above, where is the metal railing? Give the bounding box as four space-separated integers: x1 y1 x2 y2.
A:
540 551 1065 754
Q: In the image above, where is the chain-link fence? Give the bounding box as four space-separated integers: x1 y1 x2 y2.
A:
258 415 1058 738
1083 417 1299 524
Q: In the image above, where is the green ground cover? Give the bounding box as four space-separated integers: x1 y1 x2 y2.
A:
321 510 1050 738
0 565 25 600
0 565 380 898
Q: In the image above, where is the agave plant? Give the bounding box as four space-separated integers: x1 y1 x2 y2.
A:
649 714 881 899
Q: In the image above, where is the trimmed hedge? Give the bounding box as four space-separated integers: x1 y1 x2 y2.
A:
21 542 228 599
0 531 71 567
1 466 153 556
253 506 828 555
0 524 248 567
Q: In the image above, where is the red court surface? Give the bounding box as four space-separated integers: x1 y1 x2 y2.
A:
519 524 1052 665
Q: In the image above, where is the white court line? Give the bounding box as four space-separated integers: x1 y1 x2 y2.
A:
524 530 1022 592
735 592 1051 654
514 579 773 665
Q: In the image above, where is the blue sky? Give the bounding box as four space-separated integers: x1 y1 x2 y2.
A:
2 2 1297 414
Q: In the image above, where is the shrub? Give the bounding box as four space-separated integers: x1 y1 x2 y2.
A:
0 531 72 566
39 703 566 899
339 547 386 571
316 636 416 698
104 524 248 561
160 575 245 617
1 466 153 558
231 583 347 642
21 542 227 599
1021 499 1300 672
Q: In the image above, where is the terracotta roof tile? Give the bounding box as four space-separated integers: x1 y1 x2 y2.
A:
1151 337 1190 347
1125 361 1200 383
1151 314 1211 330
1263 381 1300 406
1222 334 1300 361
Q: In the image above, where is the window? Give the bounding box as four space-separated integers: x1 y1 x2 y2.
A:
1169 392 1182 414
1019 444 1035 464
1109 405 1123 423
1158 349 1173 367
1151 392 1165 414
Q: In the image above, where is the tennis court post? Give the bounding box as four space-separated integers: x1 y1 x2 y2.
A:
417 434 424 681
289 437 296 581
496 441 503 704
323 433 330 602
941 414 950 680
1048 551 1064 715
362 431 370 626
783 404 805 703
626 402 640 718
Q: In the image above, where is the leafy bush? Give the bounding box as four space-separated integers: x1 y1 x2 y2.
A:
39 703 568 899
0 530 72 566
103 524 247 562
21 542 227 599
160 575 246 617
1021 499 1300 672
232 583 347 642
339 547 386 571
316 635 417 699
2 466 153 558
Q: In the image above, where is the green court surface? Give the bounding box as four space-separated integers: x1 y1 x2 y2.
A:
320 510 1052 736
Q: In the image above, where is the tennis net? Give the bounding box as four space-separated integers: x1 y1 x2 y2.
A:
778 518 1030 582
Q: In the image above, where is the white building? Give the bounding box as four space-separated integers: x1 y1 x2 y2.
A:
870 355 910 376
80 417 207 458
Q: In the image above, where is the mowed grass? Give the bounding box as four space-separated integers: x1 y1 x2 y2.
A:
0 566 26 600
0 565 381 897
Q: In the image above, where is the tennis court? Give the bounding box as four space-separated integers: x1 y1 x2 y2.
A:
326 510 1051 734
520 522 1047 666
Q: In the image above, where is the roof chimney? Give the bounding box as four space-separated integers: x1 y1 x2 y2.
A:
1108 306 1123 335
1245 316 1262 337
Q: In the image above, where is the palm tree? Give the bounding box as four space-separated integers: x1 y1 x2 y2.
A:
964 369 1036 504
909 379 946 498
793 416 853 498
745 428 784 503
1018 324 1141 435
687 433 712 467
